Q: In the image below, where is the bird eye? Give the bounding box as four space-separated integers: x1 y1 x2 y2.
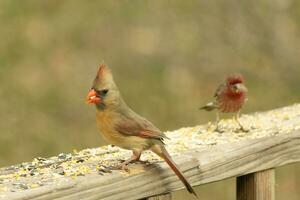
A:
232 85 240 92
99 89 109 96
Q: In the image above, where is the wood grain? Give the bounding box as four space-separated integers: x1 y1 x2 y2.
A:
143 193 172 200
237 169 275 200
1 131 299 200
1 104 300 200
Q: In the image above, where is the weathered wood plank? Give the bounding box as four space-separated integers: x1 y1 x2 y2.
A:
237 169 275 200
1 131 299 200
0 104 300 200
143 193 172 200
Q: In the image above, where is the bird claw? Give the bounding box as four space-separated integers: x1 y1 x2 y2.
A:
216 128 224 133
235 121 249 133
118 164 130 172
213 126 224 133
207 123 224 133
135 160 151 165
238 126 249 133
118 160 151 172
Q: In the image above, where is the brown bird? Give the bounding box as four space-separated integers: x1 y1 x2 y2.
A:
86 64 197 196
199 74 248 132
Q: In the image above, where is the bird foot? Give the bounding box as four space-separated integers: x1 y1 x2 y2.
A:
117 158 141 172
212 126 224 133
207 123 224 133
236 126 249 133
234 117 249 133
135 160 151 165
119 164 130 172
117 159 151 172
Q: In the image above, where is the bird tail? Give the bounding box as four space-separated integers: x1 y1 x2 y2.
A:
153 145 197 198
199 102 217 111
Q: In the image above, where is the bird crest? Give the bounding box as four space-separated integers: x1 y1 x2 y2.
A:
226 73 244 85
97 63 112 79
92 63 115 88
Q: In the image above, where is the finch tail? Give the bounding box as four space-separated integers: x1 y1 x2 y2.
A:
153 145 198 198
199 102 217 111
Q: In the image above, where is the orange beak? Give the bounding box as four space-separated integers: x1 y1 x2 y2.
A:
86 89 101 105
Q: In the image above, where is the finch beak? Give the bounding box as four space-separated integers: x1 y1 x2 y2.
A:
234 84 248 93
86 89 101 105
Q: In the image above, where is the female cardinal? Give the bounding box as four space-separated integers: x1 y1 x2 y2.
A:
199 74 248 132
86 64 197 196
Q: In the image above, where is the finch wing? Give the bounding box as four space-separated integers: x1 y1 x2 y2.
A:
214 83 226 98
115 112 167 140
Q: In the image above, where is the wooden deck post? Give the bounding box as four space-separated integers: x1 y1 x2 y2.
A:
237 169 275 200
143 193 172 200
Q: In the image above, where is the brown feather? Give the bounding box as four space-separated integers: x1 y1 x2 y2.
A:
151 145 197 197
97 63 110 78
115 110 167 140
201 74 247 113
89 64 196 196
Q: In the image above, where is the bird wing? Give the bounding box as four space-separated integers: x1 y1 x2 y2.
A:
115 111 167 140
214 83 226 98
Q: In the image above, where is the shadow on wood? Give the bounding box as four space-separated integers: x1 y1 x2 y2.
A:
237 169 275 200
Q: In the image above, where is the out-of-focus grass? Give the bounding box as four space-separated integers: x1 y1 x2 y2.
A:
0 1 299 199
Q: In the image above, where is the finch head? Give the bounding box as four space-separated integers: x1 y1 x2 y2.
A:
226 74 244 85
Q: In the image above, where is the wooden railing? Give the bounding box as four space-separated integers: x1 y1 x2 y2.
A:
1 104 300 200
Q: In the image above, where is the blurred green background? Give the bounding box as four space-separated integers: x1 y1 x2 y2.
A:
0 1 299 199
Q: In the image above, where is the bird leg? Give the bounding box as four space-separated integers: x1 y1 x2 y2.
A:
234 111 249 132
118 150 141 172
213 111 223 133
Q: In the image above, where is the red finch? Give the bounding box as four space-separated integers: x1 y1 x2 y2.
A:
199 74 248 132
86 64 197 196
